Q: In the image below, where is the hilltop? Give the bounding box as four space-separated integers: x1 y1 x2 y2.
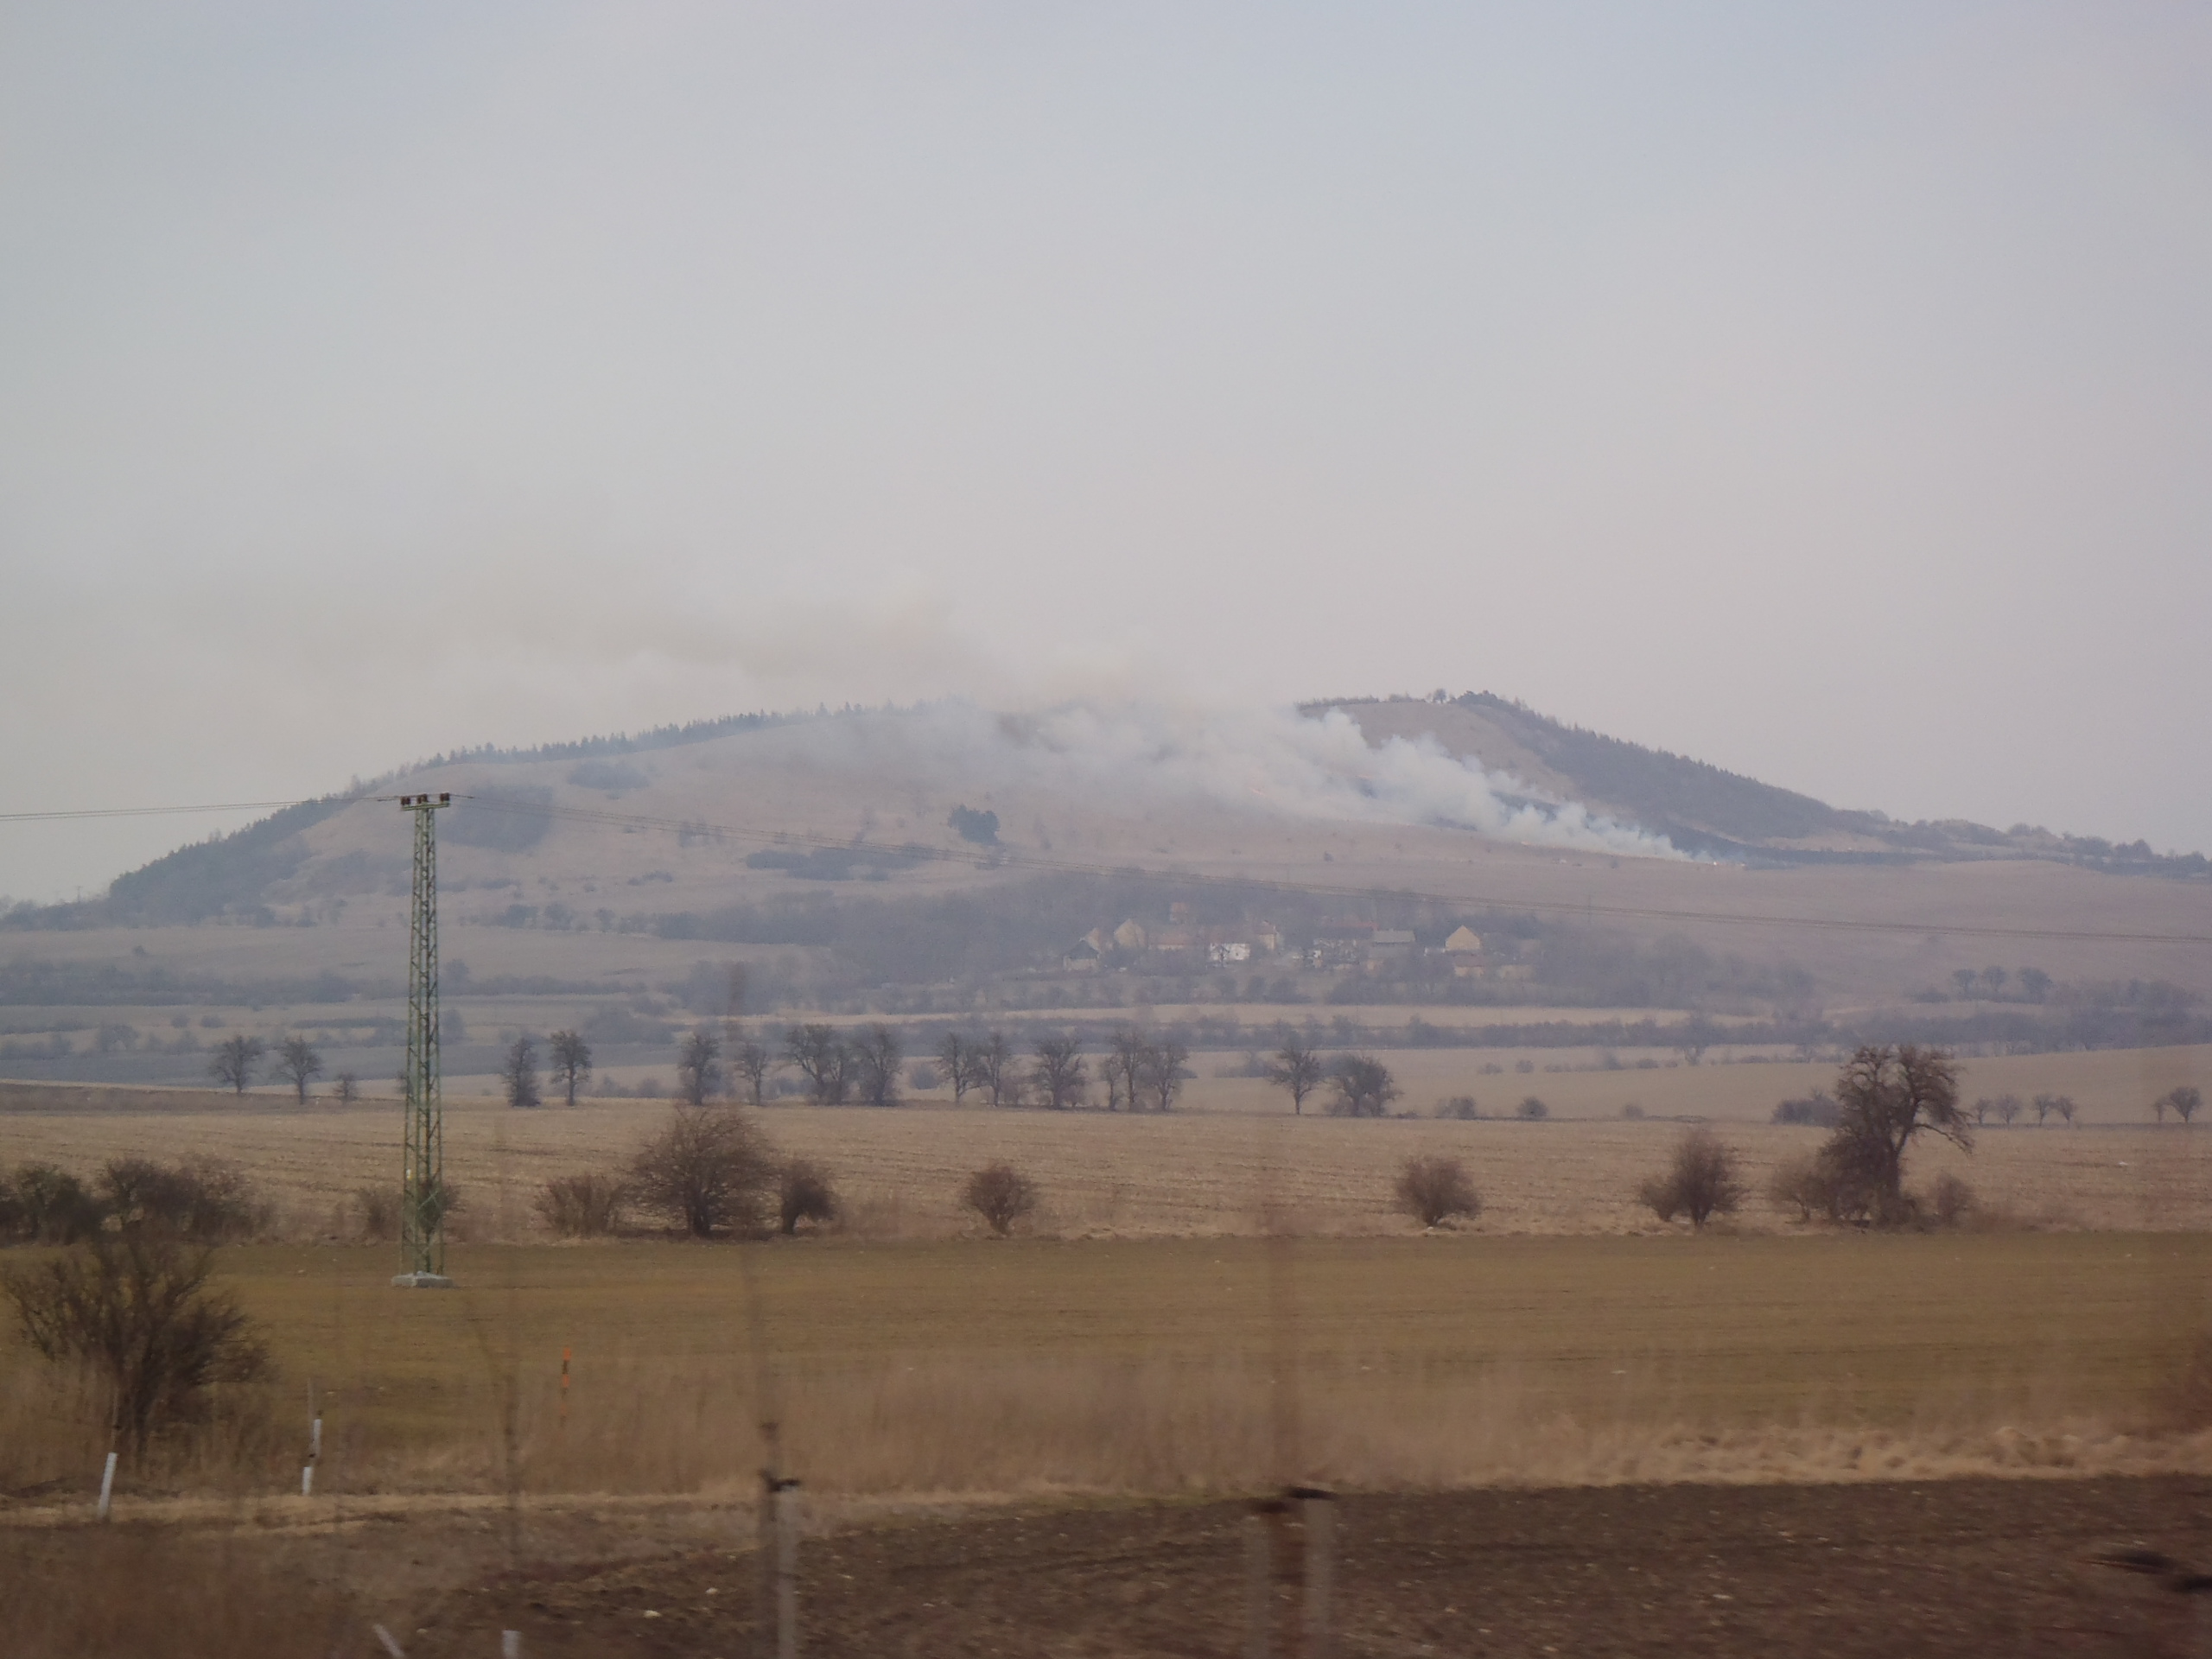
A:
1 695 2205 1090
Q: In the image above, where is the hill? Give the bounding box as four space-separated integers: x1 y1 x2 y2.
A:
1 696 2206 1090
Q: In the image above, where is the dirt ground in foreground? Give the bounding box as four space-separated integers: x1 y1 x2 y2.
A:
405 1475 2212 1658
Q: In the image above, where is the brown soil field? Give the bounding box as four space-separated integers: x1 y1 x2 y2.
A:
13 1475 2212 1656
400 1475 2212 1658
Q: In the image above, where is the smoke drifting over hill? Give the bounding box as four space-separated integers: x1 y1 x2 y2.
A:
819 702 1683 858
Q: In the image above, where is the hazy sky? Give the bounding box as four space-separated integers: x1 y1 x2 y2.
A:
4 3 2209 900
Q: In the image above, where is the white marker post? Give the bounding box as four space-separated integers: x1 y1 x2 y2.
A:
96 1451 118 1521
303 1387 322 1496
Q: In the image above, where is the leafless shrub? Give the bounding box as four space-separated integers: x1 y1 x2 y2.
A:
629 1104 778 1237
98 1158 269 1243
536 1173 629 1238
353 1185 397 1243
1395 1155 1481 1228
1930 1172 1975 1228
963 1162 1039 1236
1768 1153 1868 1225
3 1163 103 1243
1516 1096 1548 1121
3 1232 268 1459
778 1160 841 1234
1636 1128 1744 1230
1326 1055 1400 1117
1436 1096 1479 1121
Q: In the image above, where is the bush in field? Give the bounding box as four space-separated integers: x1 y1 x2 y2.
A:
1395 1155 1481 1228
630 1104 778 1237
1327 1055 1400 1117
1772 1092 1839 1128
1635 1128 1744 1230
536 1173 629 1238
1516 1096 1548 1121
3 1231 269 1459
3 1164 105 1244
1769 1154 1862 1224
353 1186 397 1243
97 1158 267 1243
963 1162 1039 1237
1436 1096 1479 1121
1930 1172 1976 1228
777 1160 841 1235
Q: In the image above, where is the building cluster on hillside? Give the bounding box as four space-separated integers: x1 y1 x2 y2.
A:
1059 909 1524 980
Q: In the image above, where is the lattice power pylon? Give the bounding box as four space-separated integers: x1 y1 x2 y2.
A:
394 791 454 1288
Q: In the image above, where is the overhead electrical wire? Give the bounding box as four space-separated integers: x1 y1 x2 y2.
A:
5 791 2209 948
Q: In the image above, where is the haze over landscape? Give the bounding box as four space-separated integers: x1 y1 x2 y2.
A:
5 4 2211 902
5 9 2211 1656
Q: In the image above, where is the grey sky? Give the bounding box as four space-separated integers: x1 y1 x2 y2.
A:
3 3 2208 901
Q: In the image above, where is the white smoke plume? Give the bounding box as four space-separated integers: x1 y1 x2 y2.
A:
808 701 1684 860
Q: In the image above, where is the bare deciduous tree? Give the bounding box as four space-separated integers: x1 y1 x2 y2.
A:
972 1030 1016 1106
852 1025 903 1108
1265 1040 1325 1115
784 1025 849 1103
730 1038 771 1105
1821 1044 1970 1225
3 1231 268 1459
2160 1085 2202 1127
1102 1027 1147 1113
1138 1037 1190 1113
937 1033 975 1104
676 1029 723 1106
548 1029 593 1106
1031 1036 1087 1110
502 1034 542 1109
1395 1154 1481 1228
629 1104 777 1237
1635 1127 1745 1230
1328 1055 1401 1117
273 1036 321 1104
331 1072 359 1107
962 1162 1039 1236
207 1034 265 1095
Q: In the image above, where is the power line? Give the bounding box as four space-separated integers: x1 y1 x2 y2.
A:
0 798 337 823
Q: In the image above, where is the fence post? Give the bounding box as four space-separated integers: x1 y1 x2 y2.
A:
1246 1497 1289 1658
760 1474 801 1659
774 1478 801 1659
1294 1487 1334 1659
96 1451 118 1521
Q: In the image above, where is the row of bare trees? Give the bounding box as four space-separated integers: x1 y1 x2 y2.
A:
1265 1042 1402 1116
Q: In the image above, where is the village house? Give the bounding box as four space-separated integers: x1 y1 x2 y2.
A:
1444 924 1486 978
1365 929 1416 969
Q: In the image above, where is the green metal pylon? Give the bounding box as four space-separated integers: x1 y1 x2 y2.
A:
395 791 453 1288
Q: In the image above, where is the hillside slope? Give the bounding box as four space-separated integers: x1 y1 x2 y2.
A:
1330 694 2208 873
